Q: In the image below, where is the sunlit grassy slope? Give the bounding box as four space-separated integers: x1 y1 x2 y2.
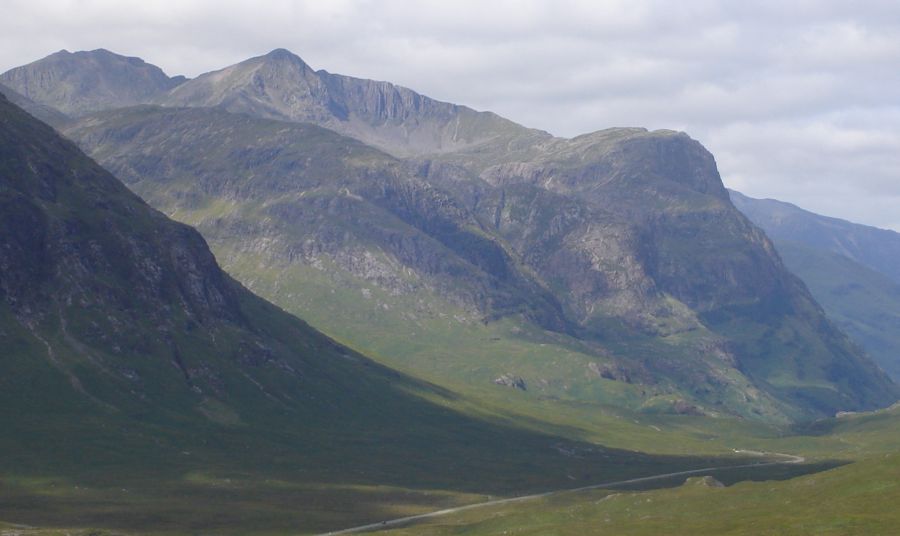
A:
379 405 900 535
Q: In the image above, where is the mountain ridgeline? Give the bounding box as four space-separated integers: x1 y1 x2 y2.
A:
162 48 546 157
0 49 186 116
6 48 898 422
731 190 900 381
730 190 900 286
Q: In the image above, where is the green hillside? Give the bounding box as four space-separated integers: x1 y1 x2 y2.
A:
773 240 900 380
730 190 900 382
63 103 898 422
0 93 796 535
378 406 900 535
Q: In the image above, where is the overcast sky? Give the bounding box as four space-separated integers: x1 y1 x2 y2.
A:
3 0 899 230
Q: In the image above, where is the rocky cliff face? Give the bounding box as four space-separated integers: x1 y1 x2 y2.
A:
0 49 185 116
12 47 894 421
160 49 547 157
420 128 898 416
64 101 899 421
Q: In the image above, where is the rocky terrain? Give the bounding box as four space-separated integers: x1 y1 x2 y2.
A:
9 92 749 533
6 48 897 422
0 82 70 127
0 48 186 116
162 48 547 157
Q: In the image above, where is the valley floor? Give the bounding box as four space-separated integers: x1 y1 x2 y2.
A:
3 398 895 535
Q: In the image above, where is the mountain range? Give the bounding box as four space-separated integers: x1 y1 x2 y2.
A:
731 190 900 381
4 88 748 534
3 45 900 535
2 47 896 423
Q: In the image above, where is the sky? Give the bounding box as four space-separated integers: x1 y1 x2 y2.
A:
3 0 899 231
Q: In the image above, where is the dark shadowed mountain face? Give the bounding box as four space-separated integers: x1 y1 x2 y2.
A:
8 47 895 422
731 190 900 382
0 49 186 116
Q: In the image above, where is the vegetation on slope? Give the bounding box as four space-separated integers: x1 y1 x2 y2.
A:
378 406 900 535
1 90 799 535
64 104 898 422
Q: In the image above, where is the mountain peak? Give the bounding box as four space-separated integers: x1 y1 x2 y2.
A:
260 48 308 66
0 48 183 115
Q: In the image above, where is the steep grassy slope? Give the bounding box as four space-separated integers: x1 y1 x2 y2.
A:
0 94 785 534
64 104 898 422
774 241 900 381
731 191 900 381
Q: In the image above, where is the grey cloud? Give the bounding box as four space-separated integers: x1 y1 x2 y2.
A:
1 0 898 230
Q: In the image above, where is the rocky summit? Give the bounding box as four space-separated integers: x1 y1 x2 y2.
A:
160 48 545 157
0 49 186 116
6 48 897 422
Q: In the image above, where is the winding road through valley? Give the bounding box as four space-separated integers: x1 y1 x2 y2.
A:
318 451 805 535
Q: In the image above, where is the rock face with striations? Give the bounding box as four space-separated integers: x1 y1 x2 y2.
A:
0 82 70 127
11 47 896 421
159 49 546 157
0 49 186 116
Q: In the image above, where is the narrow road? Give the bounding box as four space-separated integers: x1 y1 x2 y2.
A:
318 451 805 535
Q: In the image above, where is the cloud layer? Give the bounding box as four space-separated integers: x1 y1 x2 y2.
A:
3 0 899 230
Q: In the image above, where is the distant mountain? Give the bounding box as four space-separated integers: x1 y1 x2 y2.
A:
2 48 546 157
731 190 900 381
159 48 546 157
0 82 69 127
67 104 569 331
0 49 186 116
63 96 898 421
7 47 894 421
730 190 900 285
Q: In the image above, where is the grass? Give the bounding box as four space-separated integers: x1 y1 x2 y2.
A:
1 284 851 535
775 240 900 381
370 406 900 535
380 455 900 535
5 100 893 534
2 95 842 535
3 290 808 535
